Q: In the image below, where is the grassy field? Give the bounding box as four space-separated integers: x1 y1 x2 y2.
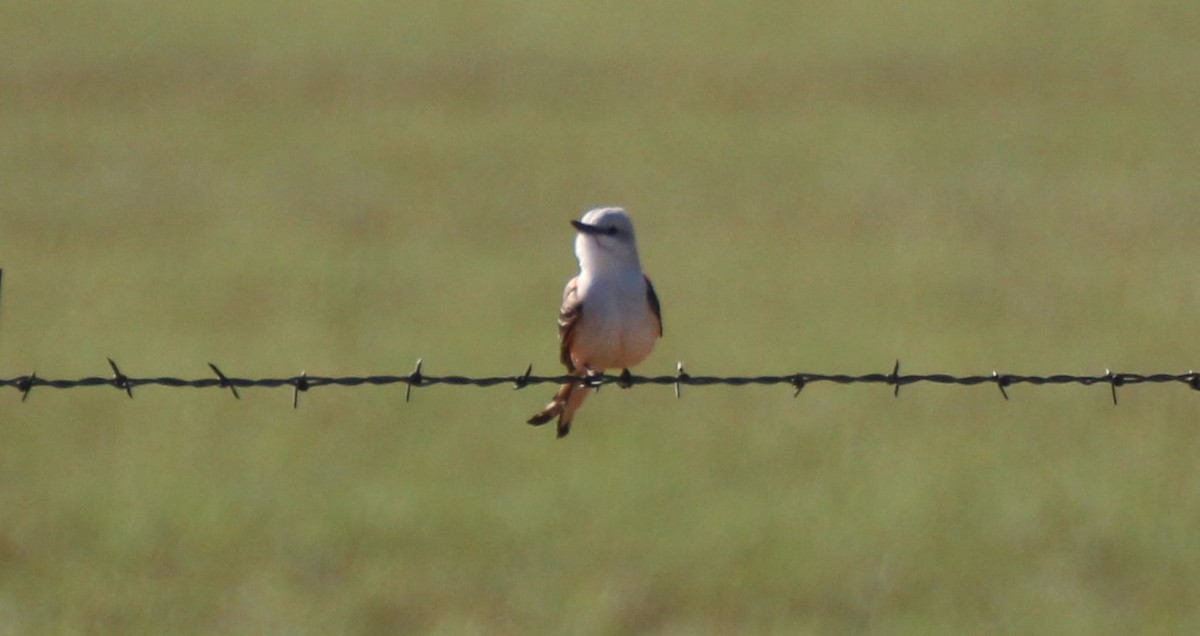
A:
3 1 1200 633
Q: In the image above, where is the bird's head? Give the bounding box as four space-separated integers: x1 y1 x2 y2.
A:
572 207 641 271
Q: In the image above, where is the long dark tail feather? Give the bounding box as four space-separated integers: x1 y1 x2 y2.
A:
527 379 589 438
526 408 557 426
527 382 573 426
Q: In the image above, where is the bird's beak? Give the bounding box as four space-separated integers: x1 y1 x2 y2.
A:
571 220 605 235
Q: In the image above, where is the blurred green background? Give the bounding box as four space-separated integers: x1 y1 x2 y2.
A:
3 1 1200 633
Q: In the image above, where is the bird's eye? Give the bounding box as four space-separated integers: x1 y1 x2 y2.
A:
605 226 619 236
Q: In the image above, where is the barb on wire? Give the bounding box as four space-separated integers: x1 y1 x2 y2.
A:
405 358 423 403
889 359 902 397
2 358 1200 407
513 363 534 390
293 371 308 409
207 363 240 399
107 358 133 399
17 371 35 402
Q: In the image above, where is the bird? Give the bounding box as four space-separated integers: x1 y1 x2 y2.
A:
527 207 663 438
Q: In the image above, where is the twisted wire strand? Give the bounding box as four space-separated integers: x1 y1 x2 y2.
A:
3 358 1199 406
3 271 1198 405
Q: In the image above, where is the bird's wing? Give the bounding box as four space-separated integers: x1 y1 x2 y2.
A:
645 275 663 337
558 276 583 371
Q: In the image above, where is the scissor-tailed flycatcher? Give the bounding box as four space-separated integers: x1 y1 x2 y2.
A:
528 207 663 438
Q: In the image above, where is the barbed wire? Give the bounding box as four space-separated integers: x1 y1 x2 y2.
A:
4 269 1199 407
3 358 1199 407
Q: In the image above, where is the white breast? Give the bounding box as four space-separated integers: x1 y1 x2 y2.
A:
569 271 659 371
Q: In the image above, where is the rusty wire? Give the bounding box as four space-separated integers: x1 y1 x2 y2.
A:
3 358 1199 407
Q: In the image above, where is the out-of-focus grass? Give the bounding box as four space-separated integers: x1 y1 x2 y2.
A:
2 1 1199 633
